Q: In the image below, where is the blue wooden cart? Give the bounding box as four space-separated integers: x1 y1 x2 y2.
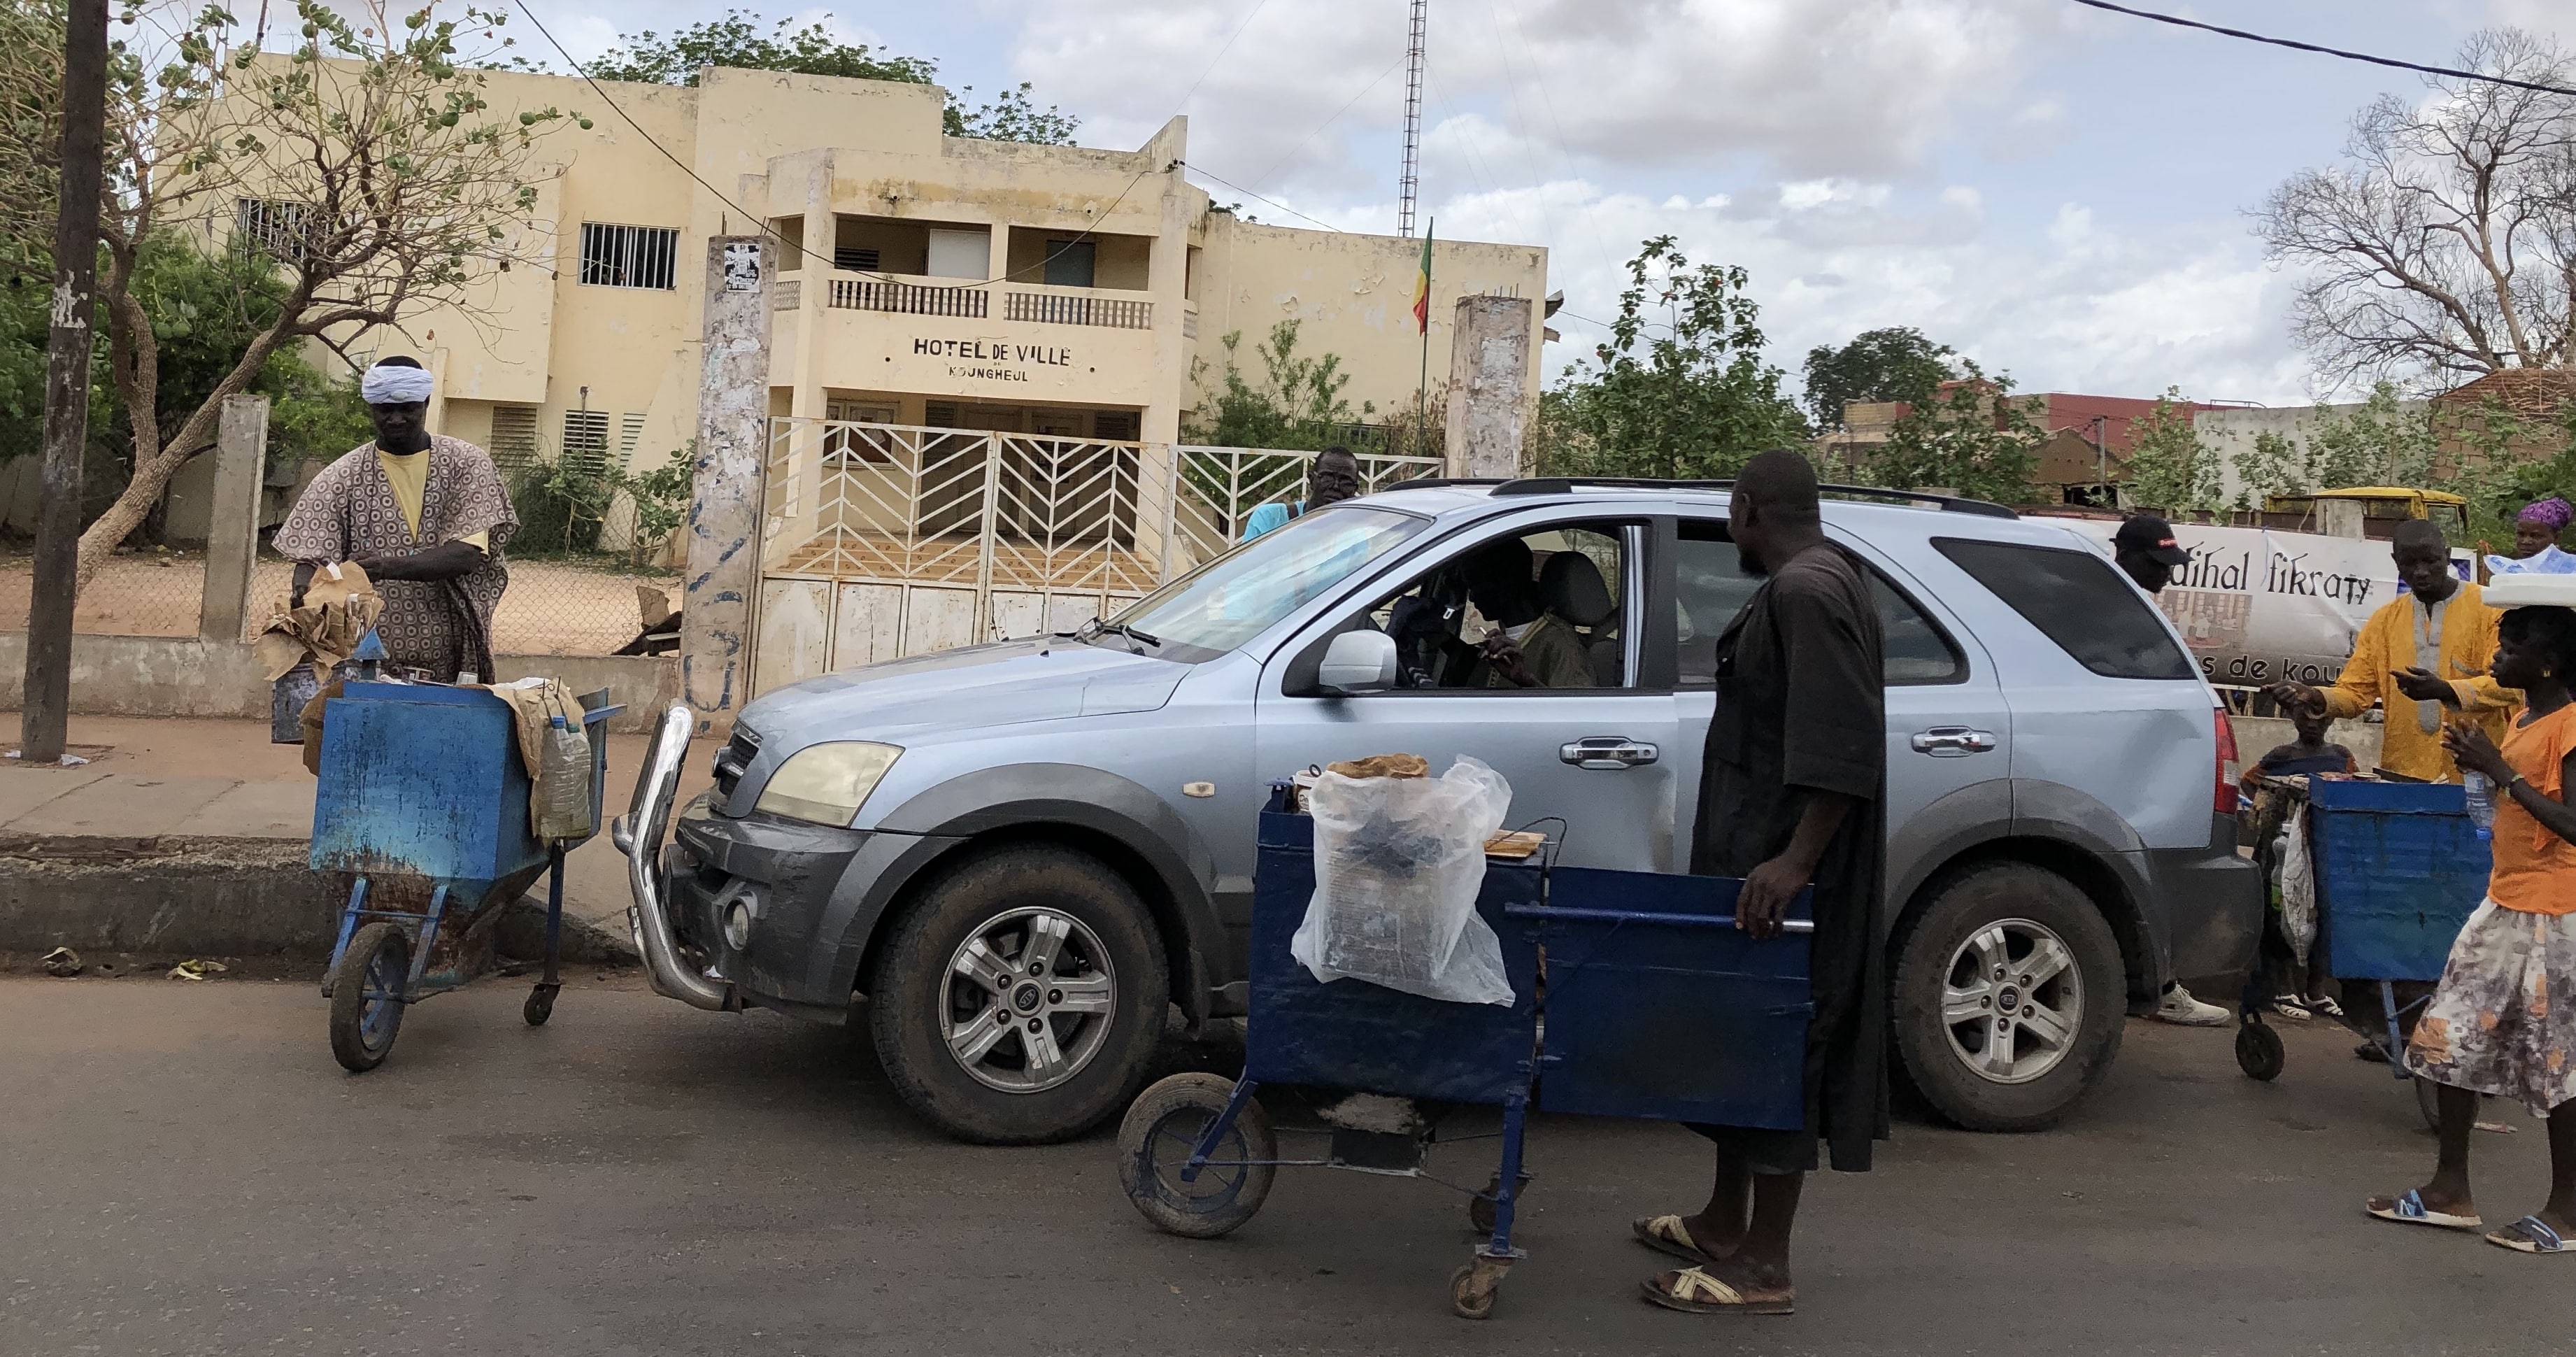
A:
2235 777 2487 1122
1116 786 1813 1319
312 680 618 1072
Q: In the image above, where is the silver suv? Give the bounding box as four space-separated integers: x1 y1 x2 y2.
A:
620 478 2261 1143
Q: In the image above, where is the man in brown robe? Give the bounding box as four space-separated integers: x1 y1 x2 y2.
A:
273 356 517 682
1637 448 1888 1316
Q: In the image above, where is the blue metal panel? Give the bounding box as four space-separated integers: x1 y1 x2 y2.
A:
310 683 541 882
2307 778 2487 981
1526 867 1812 1129
1246 809 1542 1104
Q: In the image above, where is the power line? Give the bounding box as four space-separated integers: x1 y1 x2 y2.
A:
1181 162 1345 233
1249 55 1407 192
2070 0 2576 97
1171 0 1274 113
509 0 1158 290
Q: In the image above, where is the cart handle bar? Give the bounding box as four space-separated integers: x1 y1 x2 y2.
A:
1502 902 1815 934
614 704 733 1011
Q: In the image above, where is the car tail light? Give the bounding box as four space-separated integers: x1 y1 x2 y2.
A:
2214 706 2241 813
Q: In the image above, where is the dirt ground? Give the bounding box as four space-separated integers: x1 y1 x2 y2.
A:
0 550 674 655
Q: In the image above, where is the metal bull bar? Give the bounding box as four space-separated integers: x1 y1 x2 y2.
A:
611 704 734 1011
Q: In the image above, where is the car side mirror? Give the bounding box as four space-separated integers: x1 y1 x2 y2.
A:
1316 630 1398 695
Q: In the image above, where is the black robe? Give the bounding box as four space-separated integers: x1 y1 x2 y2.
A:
1689 541 1890 1173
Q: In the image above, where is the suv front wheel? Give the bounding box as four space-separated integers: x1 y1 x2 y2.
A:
869 844 1169 1144
1891 862 2126 1132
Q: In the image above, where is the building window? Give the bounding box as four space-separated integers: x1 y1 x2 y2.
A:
236 198 316 262
834 246 880 273
1042 240 1095 288
1093 411 1139 442
488 405 539 469
562 409 612 473
578 222 679 290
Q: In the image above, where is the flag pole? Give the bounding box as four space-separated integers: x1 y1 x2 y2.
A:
1415 217 1433 462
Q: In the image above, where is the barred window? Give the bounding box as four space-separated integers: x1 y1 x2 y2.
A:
236 198 316 262
578 222 678 290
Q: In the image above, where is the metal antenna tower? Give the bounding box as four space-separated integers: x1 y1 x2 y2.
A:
1399 0 1426 237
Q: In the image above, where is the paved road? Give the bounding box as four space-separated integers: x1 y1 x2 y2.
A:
3 976 2564 1356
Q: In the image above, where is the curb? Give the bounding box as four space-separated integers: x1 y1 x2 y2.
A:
0 837 640 966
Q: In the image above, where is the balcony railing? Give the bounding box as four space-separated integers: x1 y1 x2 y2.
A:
827 276 989 318
1004 290 1153 330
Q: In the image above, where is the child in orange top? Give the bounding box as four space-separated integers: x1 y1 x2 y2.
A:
2368 604 2576 1254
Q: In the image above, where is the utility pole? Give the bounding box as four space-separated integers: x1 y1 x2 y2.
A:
1398 0 1426 238
21 0 108 765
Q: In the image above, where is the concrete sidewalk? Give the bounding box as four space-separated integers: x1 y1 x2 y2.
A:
0 713 704 962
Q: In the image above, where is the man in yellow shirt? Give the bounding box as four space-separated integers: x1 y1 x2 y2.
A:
2270 520 2517 781
273 356 518 681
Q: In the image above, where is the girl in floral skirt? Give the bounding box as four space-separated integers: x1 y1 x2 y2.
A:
2367 602 2576 1253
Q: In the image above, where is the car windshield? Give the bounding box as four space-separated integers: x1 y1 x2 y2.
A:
1100 506 1429 660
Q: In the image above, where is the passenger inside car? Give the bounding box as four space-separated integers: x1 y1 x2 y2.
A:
1462 538 1597 688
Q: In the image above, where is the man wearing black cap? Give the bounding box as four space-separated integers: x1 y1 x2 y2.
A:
2114 513 2193 594
2109 513 2232 1025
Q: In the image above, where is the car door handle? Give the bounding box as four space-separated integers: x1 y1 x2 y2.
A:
1560 737 1659 770
1910 726 1999 758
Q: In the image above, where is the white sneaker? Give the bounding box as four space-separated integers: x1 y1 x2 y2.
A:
2153 984 2230 1027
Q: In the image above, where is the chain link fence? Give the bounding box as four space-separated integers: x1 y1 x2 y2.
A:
0 547 211 637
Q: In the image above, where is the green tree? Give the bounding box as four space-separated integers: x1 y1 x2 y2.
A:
2228 429 2311 509
1800 326 1958 430
2307 381 2438 490
1184 320 1362 450
2121 388 2225 513
579 10 1079 144
1859 362 2043 505
1532 236 1807 480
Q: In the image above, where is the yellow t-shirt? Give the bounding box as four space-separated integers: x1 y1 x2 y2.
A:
376 448 488 551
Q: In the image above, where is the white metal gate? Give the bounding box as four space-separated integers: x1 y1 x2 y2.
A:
753 418 1441 694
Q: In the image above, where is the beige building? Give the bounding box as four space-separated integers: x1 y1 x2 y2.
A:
246 62 1549 479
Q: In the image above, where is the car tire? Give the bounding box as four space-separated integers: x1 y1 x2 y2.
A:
869 844 1169 1144
1891 862 2126 1132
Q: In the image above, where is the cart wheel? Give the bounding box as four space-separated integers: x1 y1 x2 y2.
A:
1467 1174 1532 1235
1117 1072 1275 1239
2235 1020 2285 1082
1449 1256 1511 1321
329 922 408 1073
524 983 559 1027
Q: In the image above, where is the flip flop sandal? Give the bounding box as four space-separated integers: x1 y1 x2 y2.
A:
2308 996 2347 1020
1640 1265 1793 1316
1632 1214 1721 1266
2366 1189 2483 1232
2486 1216 2573 1254
2269 993 2314 1021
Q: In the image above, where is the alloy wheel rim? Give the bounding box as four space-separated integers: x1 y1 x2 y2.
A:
1940 917 2083 1086
939 907 1116 1094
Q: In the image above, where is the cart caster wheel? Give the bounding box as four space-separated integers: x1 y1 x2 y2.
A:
1468 1174 1531 1235
524 983 559 1027
1450 1256 1511 1320
329 921 408 1074
2235 1019 2284 1081
1118 1072 1275 1239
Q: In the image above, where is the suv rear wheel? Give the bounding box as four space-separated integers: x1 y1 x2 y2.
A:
869 844 1169 1144
1892 862 2125 1132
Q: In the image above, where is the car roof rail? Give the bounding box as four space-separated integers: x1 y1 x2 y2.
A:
1486 476 2019 519
1379 476 1511 490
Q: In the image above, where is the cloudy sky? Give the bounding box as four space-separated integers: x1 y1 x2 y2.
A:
508 0 2568 407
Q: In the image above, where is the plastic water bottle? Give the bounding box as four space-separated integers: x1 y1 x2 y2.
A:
2464 771 2496 841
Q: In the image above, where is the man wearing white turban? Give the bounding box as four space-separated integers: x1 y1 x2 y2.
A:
272 355 519 680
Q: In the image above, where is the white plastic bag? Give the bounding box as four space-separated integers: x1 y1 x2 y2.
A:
2279 805 2317 967
1291 755 1516 1005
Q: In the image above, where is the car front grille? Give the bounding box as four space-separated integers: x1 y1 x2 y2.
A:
711 725 762 799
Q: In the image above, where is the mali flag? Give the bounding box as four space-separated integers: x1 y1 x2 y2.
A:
1411 224 1432 334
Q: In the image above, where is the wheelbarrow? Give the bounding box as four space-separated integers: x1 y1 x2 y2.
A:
311 680 619 1071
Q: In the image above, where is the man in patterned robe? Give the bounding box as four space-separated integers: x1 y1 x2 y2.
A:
273 357 517 681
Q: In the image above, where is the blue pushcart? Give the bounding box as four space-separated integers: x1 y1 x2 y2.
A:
311 681 620 1072
2235 777 2487 1123
1116 787 1814 1319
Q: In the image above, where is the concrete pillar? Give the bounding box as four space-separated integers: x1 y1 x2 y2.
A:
682 236 776 734
197 395 266 643
2318 497 2365 540
1442 295 1536 479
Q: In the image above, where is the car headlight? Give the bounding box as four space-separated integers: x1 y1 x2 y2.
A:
753 741 902 826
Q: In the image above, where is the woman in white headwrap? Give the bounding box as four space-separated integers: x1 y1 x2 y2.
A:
272 355 518 681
